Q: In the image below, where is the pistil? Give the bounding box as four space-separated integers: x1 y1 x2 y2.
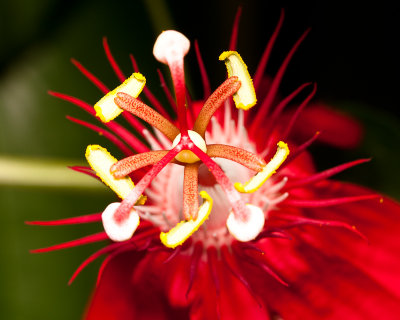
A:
153 30 190 133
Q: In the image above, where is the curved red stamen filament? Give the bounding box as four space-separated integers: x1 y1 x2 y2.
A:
31 232 109 253
68 166 99 180
103 37 125 82
262 82 313 141
186 242 203 297
276 214 367 241
157 69 177 111
26 213 102 226
229 6 242 51
69 241 125 284
221 246 262 306
48 91 149 153
129 54 173 121
284 159 371 190
66 116 133 156
251 28 311 134
281 131 320 169
233 243 288 286
194 40 211 99
71 58 109 94
253 8 285 90
283 194 381 208
207 246 221 296
281 82 317 140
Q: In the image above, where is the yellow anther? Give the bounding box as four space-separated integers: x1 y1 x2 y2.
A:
160 191 213 248
85 145 146 204
235 141 289 193
94 72 146 122
219 51 257 110
172 130 207 163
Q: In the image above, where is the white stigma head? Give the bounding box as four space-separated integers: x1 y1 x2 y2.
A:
226 204 265 242
153 30 190 64
172 130 207 163
102 202 140 242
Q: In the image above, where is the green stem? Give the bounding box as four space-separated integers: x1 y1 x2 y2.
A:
0 156 104 189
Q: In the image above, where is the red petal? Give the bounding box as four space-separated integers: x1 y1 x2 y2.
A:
248 181 400 319
286 103 364 149
85 250 189 320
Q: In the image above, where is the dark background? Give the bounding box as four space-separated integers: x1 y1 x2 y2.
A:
0 0 398 319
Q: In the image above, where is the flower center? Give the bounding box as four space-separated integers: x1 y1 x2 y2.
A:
85 30 290 248
171 130 207 163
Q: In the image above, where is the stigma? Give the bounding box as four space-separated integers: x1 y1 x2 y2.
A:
85 30 290 248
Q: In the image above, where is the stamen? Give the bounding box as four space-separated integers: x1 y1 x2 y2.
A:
129 54 173 121
221 246 261 306
172 130 207 163
250 28 310 135
111 150 169 178
206 144 266 172
160 191 213 248
153 30 190 132
26 213 102 226
186 242 203 297
103 37 125 82
31 232 108 253
101 202 140 242
183 163 200 220
194 40 211 99
69 241 125 284
226 204 265 242
219 51 257 110
235 246 288 286
68 166 98 180
66 116 133 156
253 8 285 90
114 92 180 141
235 141 289 193
281 82 317 140
261 82 313 142
85 145 146 203
276 214 367 240
229 7 242 51
284 159 371 190
157 69 177 111
284 194 381 208
71 58 109 94
94 73 146 123
282 131 320 168
193 77 241 138
48 91 149 153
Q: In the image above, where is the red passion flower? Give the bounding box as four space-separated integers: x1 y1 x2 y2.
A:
30 8 400 320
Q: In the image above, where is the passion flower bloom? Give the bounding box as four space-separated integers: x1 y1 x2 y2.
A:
30 9 400 320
